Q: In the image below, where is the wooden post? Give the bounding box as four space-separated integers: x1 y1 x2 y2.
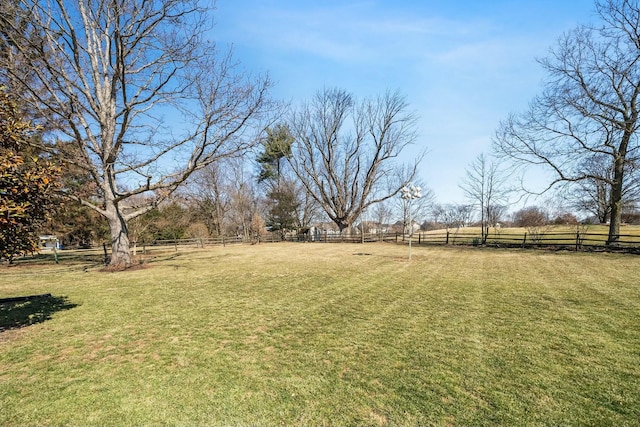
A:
522 232 527 248
575 231 580 251
103 243 109 265
418 233 421 244
446 231 449 245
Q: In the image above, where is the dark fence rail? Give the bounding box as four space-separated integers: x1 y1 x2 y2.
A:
377 229 640 251
293 228 640 251
122 228 640 252
60 229 640 265
134 233 281 250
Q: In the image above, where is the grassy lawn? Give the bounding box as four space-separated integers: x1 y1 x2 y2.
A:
1 243 640 426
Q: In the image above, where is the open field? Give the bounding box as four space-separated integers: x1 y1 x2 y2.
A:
1 243 640 426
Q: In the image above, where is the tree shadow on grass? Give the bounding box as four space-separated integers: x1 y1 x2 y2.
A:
0 294 78 332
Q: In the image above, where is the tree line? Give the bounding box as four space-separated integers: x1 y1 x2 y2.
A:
2 0 640 265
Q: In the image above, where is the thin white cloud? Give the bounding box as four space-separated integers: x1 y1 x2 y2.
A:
231 3 498 64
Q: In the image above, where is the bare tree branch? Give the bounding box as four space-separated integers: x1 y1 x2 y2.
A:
0 0 277 265
288 88 423 232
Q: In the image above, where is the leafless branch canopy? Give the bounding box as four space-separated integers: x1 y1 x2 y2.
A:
288 87 422 231
460 153 512 239
1 0 275 219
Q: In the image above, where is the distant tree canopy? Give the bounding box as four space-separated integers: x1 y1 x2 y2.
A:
513 206 549 228
0 88 59 261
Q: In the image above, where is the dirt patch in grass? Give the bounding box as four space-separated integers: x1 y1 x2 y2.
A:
99 262 151 273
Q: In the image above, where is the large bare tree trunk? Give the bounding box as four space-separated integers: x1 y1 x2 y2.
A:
105 201 132 267
607 156 626 246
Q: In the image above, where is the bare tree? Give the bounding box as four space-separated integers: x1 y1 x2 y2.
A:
184 161 235 237
293 180 321 229
0 0 275 266
226 161 262 239
183 157 267 239
433 203 474 231
460 153 511 243
493 0 640 246
487 204 508 227
287 88 422 233
370 200 394 234
513 206 551 243
126 195 157 253
562 154 640 223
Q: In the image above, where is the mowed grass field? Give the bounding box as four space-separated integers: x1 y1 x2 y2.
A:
1 243 640 426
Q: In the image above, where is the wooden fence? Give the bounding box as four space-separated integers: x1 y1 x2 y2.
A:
372 229 640 251
283 227 640 251
135 233 281 251
143 229 640 251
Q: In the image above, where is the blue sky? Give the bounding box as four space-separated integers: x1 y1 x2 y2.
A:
214 0 596 205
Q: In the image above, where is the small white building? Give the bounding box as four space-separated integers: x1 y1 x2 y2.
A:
39 235 60 250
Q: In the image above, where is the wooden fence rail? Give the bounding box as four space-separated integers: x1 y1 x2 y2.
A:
150 234 281 246
378 230 640 250
291 228 640 251
93 229 640 261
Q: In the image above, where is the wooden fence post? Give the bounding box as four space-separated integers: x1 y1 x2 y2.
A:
418 233 421 244
522 233 527 248
103 243 109 265
575 231 580 251
446 231 449 245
